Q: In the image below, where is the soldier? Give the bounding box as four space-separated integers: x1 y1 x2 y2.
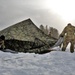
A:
0 35 5 50
60 23 75 53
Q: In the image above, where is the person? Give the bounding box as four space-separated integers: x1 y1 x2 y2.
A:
0 35 5 50
60 23 75 53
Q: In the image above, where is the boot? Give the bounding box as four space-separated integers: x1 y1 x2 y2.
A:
62 47 66 51
70 44 74 53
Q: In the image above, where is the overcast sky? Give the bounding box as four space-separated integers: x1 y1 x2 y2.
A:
0 0 75 33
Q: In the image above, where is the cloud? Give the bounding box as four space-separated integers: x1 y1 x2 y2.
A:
0 0 66 33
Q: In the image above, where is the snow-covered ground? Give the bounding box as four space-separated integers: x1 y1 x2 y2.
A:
0 44 75 75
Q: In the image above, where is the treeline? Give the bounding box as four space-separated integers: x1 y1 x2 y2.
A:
39 25 59 39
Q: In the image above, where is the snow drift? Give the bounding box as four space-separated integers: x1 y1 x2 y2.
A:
0 46 75 75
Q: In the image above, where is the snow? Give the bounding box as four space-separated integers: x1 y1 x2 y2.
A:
0 44 75 75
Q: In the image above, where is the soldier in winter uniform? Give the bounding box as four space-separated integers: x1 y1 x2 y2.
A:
60 23 75 53
0 35 5 50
